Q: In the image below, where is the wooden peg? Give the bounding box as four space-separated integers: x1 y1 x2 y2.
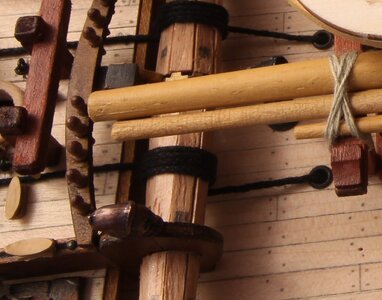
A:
5 176 27 220
12 0 72 175
4 238 55 257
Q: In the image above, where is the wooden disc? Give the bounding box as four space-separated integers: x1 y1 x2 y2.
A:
5 176 25 220
289 0 382 47
4 238 55 257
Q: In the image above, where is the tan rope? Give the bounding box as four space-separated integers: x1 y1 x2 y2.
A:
325 52 373 148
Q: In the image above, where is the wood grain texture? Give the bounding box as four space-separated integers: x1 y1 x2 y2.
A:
13 0 71 175
289 0 382 47
89 51 382 122
4 1 382 299
112 90 382 140
139 1 222 299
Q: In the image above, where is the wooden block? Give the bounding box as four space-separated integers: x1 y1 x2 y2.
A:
49 278 82 300
0 106 27 135
13 0 71 175
331 138 368 197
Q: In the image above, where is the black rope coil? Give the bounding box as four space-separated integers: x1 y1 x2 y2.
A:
155 0 229 39
139 146 218 185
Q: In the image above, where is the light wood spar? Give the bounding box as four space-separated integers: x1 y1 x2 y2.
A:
111 89 382 140
139 1 222 299
88 51 382 122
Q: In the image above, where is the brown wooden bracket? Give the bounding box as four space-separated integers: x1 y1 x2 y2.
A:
331 137 368 196
12 0 72 175
90 202 223 273
0 239 113 280
15 15 73 79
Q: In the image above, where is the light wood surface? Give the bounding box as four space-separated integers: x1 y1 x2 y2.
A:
5 176 25 220
4 237 54 257
294 115 382 139
89 51 382 122
289 0 382 48
111 89 382 140
139 0 221 299
3 0 382 299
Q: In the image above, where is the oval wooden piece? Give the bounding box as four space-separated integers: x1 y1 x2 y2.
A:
289 0 382 47
5 176 25 220
4 238 55 257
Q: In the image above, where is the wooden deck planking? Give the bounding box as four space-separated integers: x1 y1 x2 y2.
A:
0 0 382 299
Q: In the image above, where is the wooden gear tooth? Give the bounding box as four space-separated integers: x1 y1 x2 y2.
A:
70 195 92 215
87 8 105 28
67 140 88 161
83 26 101 47
70 96 88 116
66 169 88 188
66 116 89 138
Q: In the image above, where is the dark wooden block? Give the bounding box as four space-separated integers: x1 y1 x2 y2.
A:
331 138 368 197
0 106 27 135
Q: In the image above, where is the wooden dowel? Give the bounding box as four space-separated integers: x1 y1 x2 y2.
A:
294 115 382 140
89 51 382 122
111 89 382 141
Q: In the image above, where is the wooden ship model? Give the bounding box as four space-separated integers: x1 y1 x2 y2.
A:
1 0 382 299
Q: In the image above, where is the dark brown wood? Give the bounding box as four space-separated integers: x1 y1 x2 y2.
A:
15 15 73 80
0 106 27 135
66 0 116 246
13 0 71 175
330 36 369 197
49 278 82 300
0 239 113 280
331 137 368 196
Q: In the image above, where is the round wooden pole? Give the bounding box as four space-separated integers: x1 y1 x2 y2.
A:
294 115 382 139
88 51 382 122
111 89 382 140
139 1 222 299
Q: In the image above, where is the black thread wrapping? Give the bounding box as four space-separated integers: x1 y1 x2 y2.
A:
139 146 218 185
155 0 229 38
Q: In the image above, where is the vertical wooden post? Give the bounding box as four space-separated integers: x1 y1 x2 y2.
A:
139 1 222 299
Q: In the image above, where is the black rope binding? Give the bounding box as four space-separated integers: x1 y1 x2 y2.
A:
139 146 218 185
155 0 229 38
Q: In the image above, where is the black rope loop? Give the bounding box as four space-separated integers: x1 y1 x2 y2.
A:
155 0 229 39
208 165 333 196
139 146 218 184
